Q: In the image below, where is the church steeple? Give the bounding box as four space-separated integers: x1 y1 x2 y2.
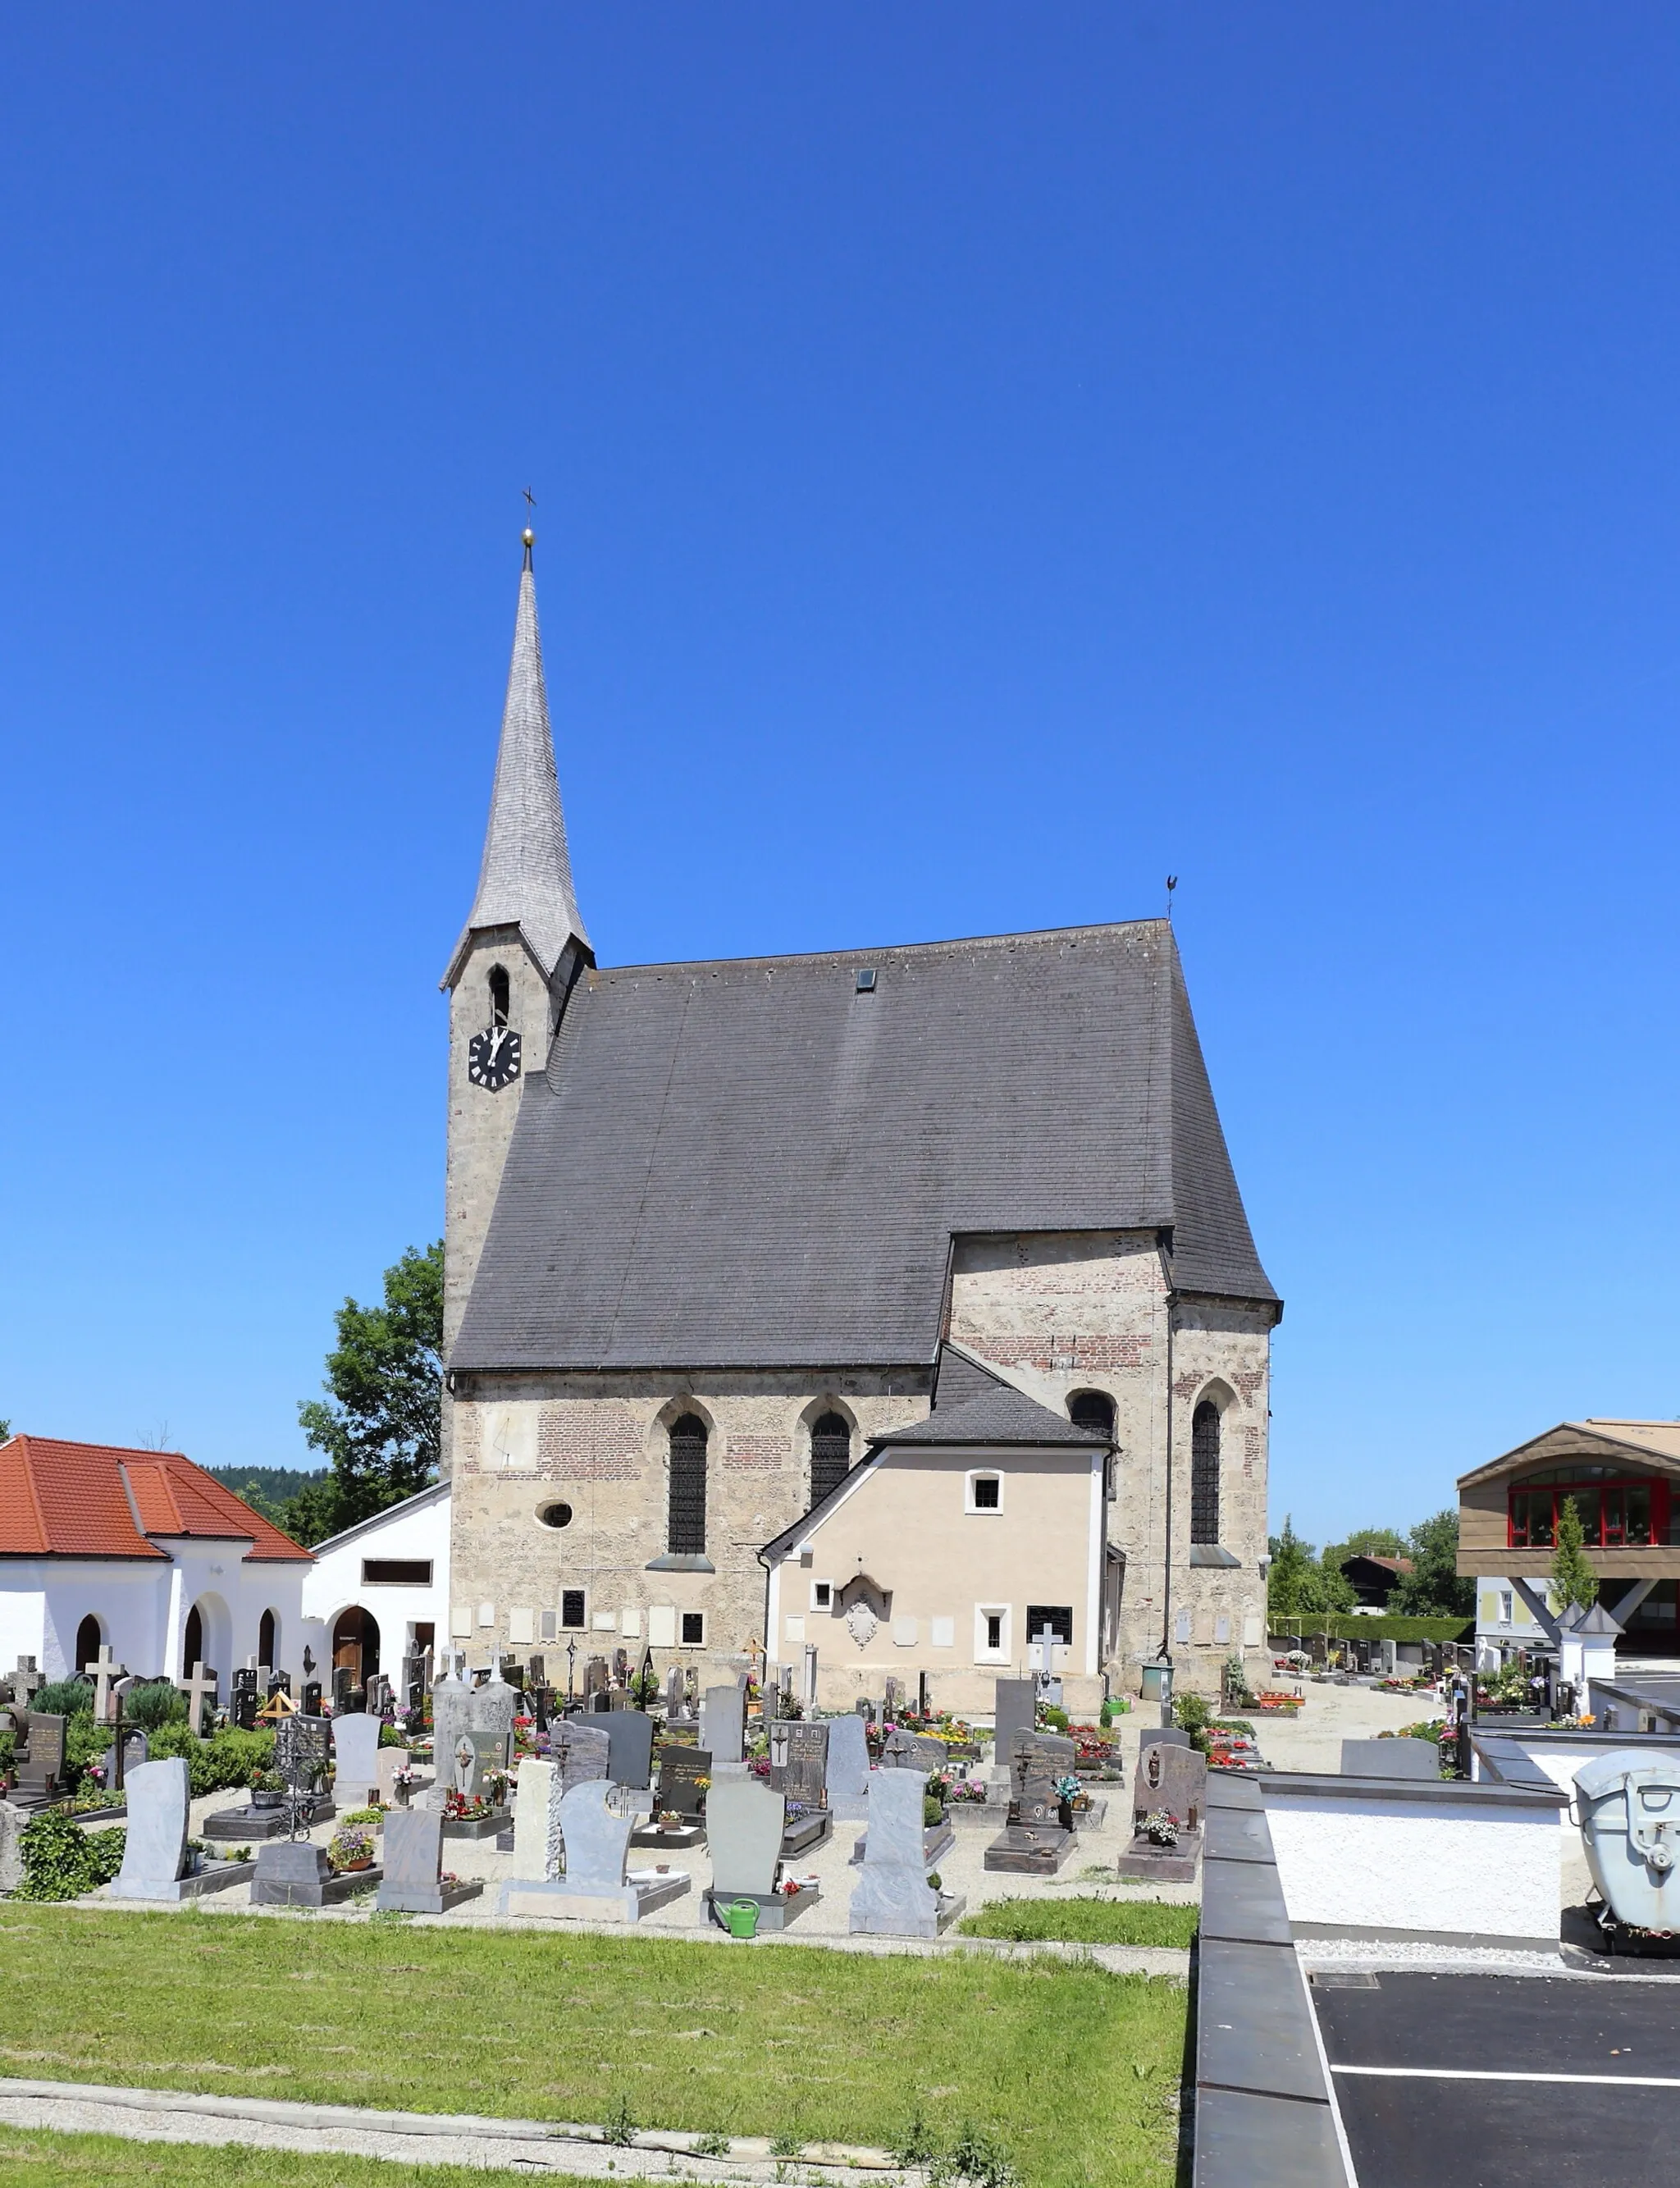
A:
442 532 590 991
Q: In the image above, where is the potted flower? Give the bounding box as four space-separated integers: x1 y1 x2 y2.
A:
327 1823 375 1874
249 1767 285 1811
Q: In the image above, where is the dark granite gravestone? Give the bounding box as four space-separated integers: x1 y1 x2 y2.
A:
231 1669 259 1732
1117 1735 1207 1881
13 1711 66 1809
377 1807 482 1914
770 1720 832 1855
882 1727 946 1774
656 1745 710 1818
605 1709 655 1790
332 1667 354 1710
992 1679 1037 1770
984 1729 1077 1875
251 1837 381 1907
302 1680 323 1718
584 1656 609 1701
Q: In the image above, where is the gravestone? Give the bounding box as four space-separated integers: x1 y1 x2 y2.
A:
702 1775 817 1930
113 1757 252 1899
13 1711 67 1809
301 1680 324 1719
1139 1727 1191 1754
605 1711 655 1791
883 1677 904 1715
1340 1738 1439 1782
992 1680 1036 1780
827 1714 871 1819
510 1756 565 1880
83 1645 123 1724
699 1684 746 1765
8 1660 43 1709
469 1673 518 1770
501 1777 690 1921
984 1729 1076 1875
377 1806 482 1913
882 1727 945 1774
550 1720 611 1793
657 1744 710 1819
1117 1735 1207 1882
770 1719 832 1855
0 1797 24 1894
376 1744 411 1807
429 1670 471 1789
231 1668 259 1732
663 1667 687 1721
583 1656 609 1701
332 1667 354 1710
100 1729 148 1792
332 1713 383 1807
850 1768 962 1938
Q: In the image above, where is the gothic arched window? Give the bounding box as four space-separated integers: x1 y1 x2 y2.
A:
1190 1400 1221 1545
488 965 511 1027
668 1414 709 1555
810 1413 852 1506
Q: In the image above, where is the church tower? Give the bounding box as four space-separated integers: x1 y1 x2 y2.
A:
440 532 591 1469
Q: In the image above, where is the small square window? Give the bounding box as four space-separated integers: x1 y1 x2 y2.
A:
560 1590 586 1630
813 1581 832 1610
681 1611 705 1647
968 1472 1002 1512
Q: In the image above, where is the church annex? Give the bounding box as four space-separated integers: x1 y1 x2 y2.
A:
441 540 1281 1699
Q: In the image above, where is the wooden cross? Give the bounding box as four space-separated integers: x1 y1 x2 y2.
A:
179 1659 218 1734
83 1644 122 1724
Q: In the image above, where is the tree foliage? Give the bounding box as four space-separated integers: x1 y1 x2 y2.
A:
1386 1509 1475 1619
1267 1517 1355 1617
293 1242 443 1543
1550 1495 1599 1615
1319 1525 1408 1576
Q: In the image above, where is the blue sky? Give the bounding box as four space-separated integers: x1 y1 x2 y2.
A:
2 8 1678 1542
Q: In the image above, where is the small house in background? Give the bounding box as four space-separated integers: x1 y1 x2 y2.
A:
0 1433 313 1694
1339 1551 1412 1609
759 1345 1121 1717
299 1479 450 1693
1459 1418 1680 1661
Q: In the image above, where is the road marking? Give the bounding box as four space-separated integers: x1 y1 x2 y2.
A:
1333 2065 1680 2090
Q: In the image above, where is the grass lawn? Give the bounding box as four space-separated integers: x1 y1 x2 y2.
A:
0 1909 1188 2188
957 1902 1199 1948
0 2131 584 2186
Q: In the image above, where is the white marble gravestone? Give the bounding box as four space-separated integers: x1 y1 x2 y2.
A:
500 1778 688 1921
850 1769 961 1938
332 1713 383 1808
510 1757 564 1880
111 1757 250 1902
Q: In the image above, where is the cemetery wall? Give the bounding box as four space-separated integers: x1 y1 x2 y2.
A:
1263 1780 1564 1948
446 1372 929 1678
948 1232 1272 1691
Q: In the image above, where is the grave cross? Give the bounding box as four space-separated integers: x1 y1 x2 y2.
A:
1036 1623 1057 1679
11 1658 43 1707
83 1644 122 1723
179 1660 218 1734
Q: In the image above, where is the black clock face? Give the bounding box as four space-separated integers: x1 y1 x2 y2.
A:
468 1025 522 1091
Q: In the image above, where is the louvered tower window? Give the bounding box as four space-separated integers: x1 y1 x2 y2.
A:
810 1413 852 1505
1190 1401 1221 1545
668 1414 709 1555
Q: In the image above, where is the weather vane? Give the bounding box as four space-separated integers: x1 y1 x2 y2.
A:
521 486 536 566
1166 875 1178 920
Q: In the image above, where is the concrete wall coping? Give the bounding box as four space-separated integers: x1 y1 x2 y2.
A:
1260 1768 1565 1812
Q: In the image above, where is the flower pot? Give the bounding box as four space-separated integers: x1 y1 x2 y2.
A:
252 1790 283 1811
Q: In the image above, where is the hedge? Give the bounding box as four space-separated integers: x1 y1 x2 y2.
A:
1267 1615 1472 1645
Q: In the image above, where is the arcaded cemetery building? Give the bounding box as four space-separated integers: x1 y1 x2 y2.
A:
442 542 1281 1699
1459 1418 1680 1658
0 1434 312 1689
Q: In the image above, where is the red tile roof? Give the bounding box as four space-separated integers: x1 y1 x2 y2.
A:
0 1437 312 1563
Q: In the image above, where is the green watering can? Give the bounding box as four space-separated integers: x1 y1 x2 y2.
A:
722 1898 760 1940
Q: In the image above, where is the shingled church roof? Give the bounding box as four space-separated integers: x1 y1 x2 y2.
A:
451 916 1276 1374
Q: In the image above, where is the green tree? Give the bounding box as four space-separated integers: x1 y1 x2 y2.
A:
0 1418 11 1441
1550 1495 1599 1615
1386 1509 1475 1619
1267 1517 1354 1618
294 1242 443 1543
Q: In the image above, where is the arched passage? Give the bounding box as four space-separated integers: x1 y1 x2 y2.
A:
74 1613 103 1677
258 1608 278 1667
181 1592 232 1680
332 1606 381 1687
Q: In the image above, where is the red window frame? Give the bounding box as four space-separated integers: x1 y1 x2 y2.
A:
1508 1477 1669 1550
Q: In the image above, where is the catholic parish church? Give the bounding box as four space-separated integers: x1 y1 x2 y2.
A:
441 537 1281 1710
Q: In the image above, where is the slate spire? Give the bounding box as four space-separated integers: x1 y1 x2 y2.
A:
443 534 590 988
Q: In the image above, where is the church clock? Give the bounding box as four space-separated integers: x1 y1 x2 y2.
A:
468 1025 522 1091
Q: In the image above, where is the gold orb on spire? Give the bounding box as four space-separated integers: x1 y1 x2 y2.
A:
522 527 535 549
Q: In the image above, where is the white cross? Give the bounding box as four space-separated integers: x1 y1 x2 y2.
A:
83 1644 122 1723
179 1659 218 1733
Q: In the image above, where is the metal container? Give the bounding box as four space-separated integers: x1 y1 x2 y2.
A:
1574 1750 1680 1930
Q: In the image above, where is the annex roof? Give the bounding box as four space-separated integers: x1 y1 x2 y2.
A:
0 1436 312 1563
455 916 1278 1374
1459 1419 1680 1491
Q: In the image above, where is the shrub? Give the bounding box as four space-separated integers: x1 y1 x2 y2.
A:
924 1794 945 1826
65 1711 112 1789
13 1813 126 1901
34 1679 94 1718
939 2120 1020 2188
1171 1692 1211 1735
147 1723 275 1795
124 1681 189 1733
0 1730 14 1779
1036 1704 1069 1732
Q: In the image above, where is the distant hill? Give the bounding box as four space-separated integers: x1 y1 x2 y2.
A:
206 1464 327 1523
